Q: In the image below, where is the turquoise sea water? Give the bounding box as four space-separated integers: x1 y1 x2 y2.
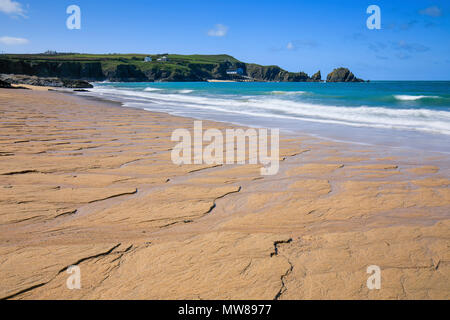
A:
82 81 450 153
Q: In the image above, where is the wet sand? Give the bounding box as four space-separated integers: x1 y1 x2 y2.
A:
0 88 449 299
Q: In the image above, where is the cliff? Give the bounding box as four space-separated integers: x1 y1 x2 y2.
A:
0 54 322 83
0 59 104 81
245 64 310 82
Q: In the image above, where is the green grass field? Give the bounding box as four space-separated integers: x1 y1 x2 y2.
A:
1 53 242 74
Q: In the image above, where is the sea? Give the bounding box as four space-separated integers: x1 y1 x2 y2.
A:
79 81 450 154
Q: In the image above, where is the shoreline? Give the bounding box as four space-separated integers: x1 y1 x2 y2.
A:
77 89 450 162
79 83 450 155
67 86 446 160
0 88 449 299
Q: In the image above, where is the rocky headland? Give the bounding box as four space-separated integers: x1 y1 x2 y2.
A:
0 54 364 84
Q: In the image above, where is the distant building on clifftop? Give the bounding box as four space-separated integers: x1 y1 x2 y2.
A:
144 56 152 62
157 56 168 62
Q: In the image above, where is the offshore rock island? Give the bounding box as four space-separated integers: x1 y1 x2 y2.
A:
0 53 364 84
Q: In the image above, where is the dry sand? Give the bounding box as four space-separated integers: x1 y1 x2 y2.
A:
0 88 449 300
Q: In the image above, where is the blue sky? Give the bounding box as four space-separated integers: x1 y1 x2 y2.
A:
0 0 449 80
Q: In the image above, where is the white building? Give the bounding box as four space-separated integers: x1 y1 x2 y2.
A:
157 56 168 62
144 56 152 62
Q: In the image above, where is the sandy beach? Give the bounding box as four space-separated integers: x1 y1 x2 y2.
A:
0 88 449 300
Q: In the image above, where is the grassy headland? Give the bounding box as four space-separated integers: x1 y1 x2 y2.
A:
0 53 318 82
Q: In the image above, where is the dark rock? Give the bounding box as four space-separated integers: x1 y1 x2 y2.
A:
0 59 105 81
106 65 147 82
1 74 63 87
310 71 322 82
0 79 12 88
62 79 93 88
245 64 310 82
0 79 28 89
326 68 364 82
0 74 92 88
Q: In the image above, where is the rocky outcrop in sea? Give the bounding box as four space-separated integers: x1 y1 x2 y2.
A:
310 71 322 82
326 68 364 82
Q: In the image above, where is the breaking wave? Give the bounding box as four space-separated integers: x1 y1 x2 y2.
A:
85 86 450 136
394 95 440 101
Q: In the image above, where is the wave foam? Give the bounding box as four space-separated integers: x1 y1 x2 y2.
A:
394 95 440 101
88 87 450 136
271 90 307 95
144 87 162 92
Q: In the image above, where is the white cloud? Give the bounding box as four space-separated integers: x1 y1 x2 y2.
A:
0 36 29 45
208 24 228 37
0 0 26 17
287 42 294 50
419 6 442 17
